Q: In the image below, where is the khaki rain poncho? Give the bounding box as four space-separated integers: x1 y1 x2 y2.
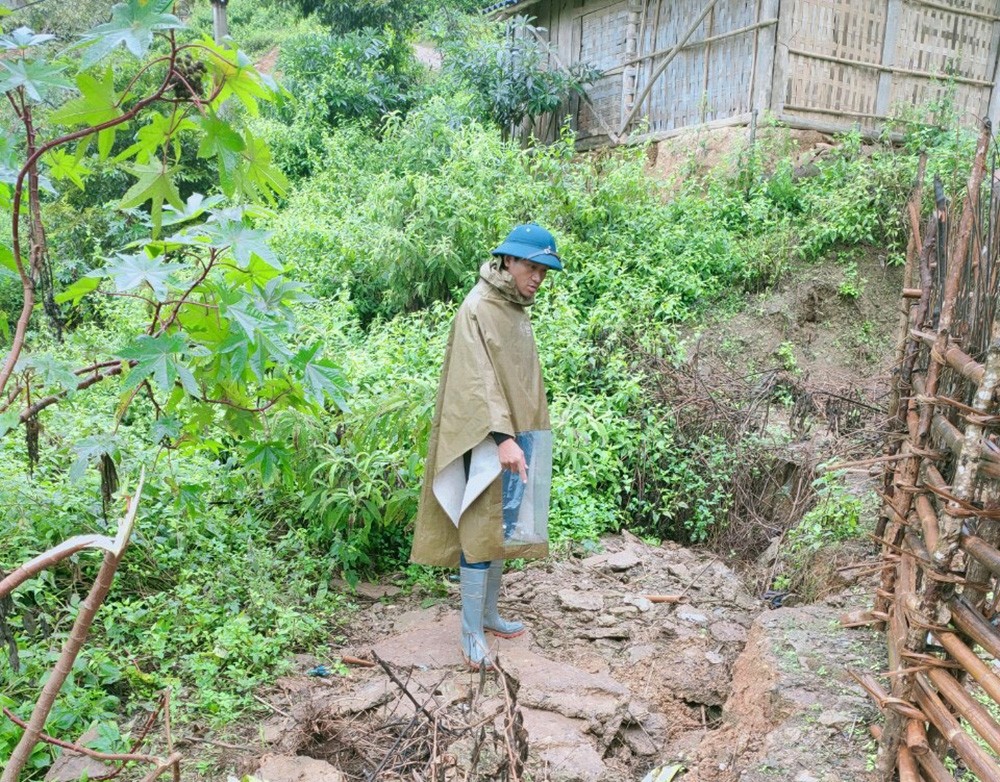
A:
410 264 552 567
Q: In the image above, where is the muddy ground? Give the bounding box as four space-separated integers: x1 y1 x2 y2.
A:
229 533 882 782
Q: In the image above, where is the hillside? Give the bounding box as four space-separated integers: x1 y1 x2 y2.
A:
0 2 981 781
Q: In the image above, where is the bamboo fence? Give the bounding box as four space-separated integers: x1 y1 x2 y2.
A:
855 120 1000 780
496 0 1000 148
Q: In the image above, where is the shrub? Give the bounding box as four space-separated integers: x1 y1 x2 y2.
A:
258 28 423 179
438 15 600 135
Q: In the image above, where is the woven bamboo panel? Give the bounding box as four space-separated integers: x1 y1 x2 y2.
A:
579 1 629 70
577 2 628 136
786 0 886 61
631 0 759 134
704 32 756 119
785 50 881 117
780 0 883 130
941 0 1000 16
578 73 623 136
889 75 991 123
894 1 997 80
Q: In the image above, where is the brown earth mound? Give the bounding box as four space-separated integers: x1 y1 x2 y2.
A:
236 534 881 782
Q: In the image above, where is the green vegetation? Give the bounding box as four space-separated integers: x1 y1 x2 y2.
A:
0 0 982 775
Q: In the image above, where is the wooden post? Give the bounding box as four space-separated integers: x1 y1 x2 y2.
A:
874 0 903 117
622 2 643 125
986 14 1000 130
212 0 229 44
701 4 714 123
770 0 792 115
751 0 779 114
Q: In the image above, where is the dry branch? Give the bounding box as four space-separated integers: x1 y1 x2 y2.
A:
931 630 1000 704
1 474 145 782
947 596 1000 659
904 719 929 756
925 667 1000 755
960 534 1000 579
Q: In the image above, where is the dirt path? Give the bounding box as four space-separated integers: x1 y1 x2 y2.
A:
239 534 882 782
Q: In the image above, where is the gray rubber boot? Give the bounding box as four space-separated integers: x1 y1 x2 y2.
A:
483 560 525 638
460 566 493 670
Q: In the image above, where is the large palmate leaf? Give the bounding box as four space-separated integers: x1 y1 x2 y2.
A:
244 441 291 485
197 114 244 196
101 251 185 301
54 276 100 305
232 131 288 203
292 344 352 411
17 355 79 395
202 39 272 116
69 434 120 482
161 193 225 227
50 67 122 157
116 112 198 165
44 148 92 189
118 333 199 395
202 219 279 269
0 27 55 50
77 0 184 68
0 58 72 102
119 162 185 236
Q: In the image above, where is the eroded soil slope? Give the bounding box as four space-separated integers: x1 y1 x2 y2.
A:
233 534 882 782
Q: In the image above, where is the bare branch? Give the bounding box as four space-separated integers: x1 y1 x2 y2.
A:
0 474 144 782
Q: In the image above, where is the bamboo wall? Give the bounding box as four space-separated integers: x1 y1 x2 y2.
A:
852 123 1000 780
501 0 1000 146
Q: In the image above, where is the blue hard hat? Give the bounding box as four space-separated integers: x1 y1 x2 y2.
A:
491 223 563 271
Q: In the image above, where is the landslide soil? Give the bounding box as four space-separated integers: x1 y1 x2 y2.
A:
221 533 882 782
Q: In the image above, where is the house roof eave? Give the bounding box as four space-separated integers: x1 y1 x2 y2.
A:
483 0 545 17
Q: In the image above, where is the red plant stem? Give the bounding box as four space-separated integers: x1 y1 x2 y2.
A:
0 485 142 782
18 363 131 421
0 535 116 597
0 51 176 400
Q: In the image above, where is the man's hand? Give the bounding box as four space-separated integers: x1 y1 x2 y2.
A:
497 438 528 483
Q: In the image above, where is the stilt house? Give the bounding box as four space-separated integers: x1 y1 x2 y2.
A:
487 0 1000 146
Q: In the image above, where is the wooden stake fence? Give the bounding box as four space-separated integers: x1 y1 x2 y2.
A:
857 119 1000 780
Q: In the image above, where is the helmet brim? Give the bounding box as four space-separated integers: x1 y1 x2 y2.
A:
490 241 563 271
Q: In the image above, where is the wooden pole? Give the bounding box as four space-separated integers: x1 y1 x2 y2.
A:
212 0 229 44
926 322 1000 659
932 630 1000 704
915 677 1000 781
925 667 1000 755
616 0 724 138
1 480 144 782
905 719 930 756
948 595 1000 658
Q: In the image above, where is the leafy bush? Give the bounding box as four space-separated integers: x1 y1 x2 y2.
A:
438 15 600 135
254 28 423 180
788 472 868 553
272 0 482 34
186 0 323 57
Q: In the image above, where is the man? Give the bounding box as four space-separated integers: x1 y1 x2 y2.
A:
410 223 562 670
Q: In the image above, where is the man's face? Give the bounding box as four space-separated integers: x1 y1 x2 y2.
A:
505 256 549 298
